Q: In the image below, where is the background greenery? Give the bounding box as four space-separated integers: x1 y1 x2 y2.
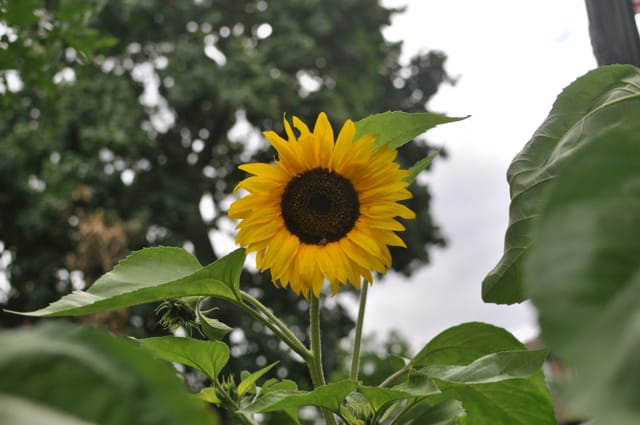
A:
0 0 450 407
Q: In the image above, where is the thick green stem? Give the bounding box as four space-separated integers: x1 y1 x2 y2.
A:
350 280 368 381
238 291 311 362
308 295 339 425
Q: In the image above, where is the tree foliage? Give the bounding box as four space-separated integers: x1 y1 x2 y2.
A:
0 0 451 388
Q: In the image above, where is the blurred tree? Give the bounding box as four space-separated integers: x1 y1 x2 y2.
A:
0 0 451 400
331 331 412 387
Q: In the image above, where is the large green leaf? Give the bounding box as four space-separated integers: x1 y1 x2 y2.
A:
526 89 640 424
409 323 556 425
354 111 466 149
424 349 548 385
9 247 246 317
358 372 440 412
0 322 218 425
482 65 640 304
435 377 556 425
241 380 357 414
411 322 528 367
138 336 230 381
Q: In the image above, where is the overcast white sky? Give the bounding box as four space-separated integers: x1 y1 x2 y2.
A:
345 0 600 350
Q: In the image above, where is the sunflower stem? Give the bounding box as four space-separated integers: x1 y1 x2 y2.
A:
350 280 369 381
308 295 339 425
239 291 312 362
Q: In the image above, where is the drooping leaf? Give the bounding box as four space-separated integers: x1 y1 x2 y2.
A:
0 322 218 425
354 111 466 150
138 336 230 381
526 91 640 424
483 65 640 304
9 247 246 317
241 380 357 414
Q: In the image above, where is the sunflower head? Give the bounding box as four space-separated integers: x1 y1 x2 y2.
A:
229 112 416 299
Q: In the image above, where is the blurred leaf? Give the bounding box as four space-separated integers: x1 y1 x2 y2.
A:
9 247 246 317
237 362 278 397
241 380 357 414
482 65 640 304
139 336 229 381
354 111 466 149
0 395 97 425
526 86 640 424
0 322 218 425
196 388 221 406
4 0 39 26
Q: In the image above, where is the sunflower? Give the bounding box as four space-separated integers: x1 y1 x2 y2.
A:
229 112 415 299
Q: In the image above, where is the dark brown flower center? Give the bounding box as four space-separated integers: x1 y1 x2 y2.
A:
281 168 360 245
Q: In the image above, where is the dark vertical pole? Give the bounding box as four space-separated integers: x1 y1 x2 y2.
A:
585 0 640 66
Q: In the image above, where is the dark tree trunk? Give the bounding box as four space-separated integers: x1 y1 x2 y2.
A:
585 0 640 66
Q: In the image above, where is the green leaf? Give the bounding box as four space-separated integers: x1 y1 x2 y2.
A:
482 65 640 304
196 388 222 406
197 304 233 341
260 378 298 395
241 380 357 414
405 153 438 182
341 391 374 424
434 377 556 425
237 362 278 397
0 395 97 425
411 322 528 368
424 349 548 384
354 111 466 149
9 247 246 317
358 372 439 411
0 322 218 425
526 85 640 424
257 379 301 425
5 0 39 26
138 336 230 381
408 323 556 424
392 399 464 425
